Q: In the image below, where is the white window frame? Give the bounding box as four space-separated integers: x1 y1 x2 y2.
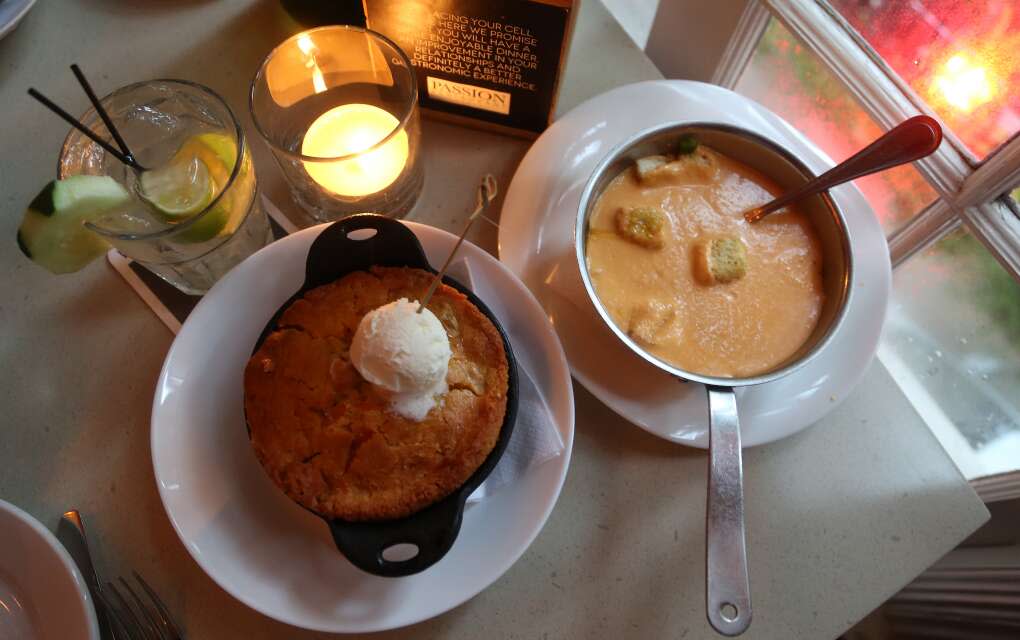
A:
647 0 1020 487
710 0 1020 276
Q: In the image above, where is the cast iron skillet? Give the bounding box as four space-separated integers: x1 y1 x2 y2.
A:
245 213 519 577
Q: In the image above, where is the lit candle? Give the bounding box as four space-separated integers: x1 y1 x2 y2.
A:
301 103 409 197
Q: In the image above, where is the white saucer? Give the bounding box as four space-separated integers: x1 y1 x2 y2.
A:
0 500 100 640
499 80 890 448
151 222 574 633
0 0 36 41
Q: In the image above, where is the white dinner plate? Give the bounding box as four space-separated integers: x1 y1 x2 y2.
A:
0 499 100 640
499 80 890 448
151 222 574 633
0 0 36 41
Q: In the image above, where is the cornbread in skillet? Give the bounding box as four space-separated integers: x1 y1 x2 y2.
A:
244 266 509 521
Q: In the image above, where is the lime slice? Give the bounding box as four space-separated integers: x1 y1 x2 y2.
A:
17 176 130 274
139 155 214 220
193 132 239 174
141 133 244 243
179 132 254 243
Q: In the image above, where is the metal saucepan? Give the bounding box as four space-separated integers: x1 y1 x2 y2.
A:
575 123 853 636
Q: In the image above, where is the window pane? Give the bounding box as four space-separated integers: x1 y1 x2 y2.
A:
830 0 1020 159
880 226 1020 479
735 19 937 235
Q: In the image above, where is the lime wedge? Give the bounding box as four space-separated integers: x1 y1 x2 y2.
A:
180 132 254 243
139 155 215 220
193 132 239 174
141 133 244 243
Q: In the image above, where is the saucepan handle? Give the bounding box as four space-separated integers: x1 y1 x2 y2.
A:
705 385 752 636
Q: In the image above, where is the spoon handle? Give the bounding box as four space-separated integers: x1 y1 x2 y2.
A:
745 115 942 223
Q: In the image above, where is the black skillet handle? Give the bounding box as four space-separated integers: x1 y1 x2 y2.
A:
303 213 432 290
327 486 473 577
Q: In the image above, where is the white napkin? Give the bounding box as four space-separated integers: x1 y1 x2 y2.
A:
442 258 565 505
468 363 563 503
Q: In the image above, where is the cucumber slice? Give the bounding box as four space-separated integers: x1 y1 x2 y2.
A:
18 176 130 274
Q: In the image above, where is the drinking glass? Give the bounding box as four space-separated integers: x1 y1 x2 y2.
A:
250 26 423 221
58 79 272 295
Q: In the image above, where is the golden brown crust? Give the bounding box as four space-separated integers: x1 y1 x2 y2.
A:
244 267 509 521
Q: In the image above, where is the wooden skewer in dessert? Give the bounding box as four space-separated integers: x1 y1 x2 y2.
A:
417 174 498 312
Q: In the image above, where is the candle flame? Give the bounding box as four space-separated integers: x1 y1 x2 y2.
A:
348 130 378 154
311 65 327 94
297 33 327 94
301 104 410 197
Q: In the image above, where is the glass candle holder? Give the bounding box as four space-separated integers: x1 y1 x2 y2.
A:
250 26 423 221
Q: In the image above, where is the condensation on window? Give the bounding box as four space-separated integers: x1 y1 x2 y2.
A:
830 0 1020 160
735 19 937 235
880 226 1020 478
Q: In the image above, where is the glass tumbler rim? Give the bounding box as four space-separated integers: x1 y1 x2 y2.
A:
56 78 249 243
248 25 418 164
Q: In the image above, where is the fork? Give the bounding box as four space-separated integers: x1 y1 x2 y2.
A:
60 510 183 640
96 572 184 640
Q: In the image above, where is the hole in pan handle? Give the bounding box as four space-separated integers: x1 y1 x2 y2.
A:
706 385 752 636
381 543 419 562
326 488 469 577
303 213 432 291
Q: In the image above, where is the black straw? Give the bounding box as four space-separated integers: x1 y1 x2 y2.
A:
27 88 136 168
69 64 141 168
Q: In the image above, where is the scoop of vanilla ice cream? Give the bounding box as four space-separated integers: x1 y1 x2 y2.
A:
350 298 452 420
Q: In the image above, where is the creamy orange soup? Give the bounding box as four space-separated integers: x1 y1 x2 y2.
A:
585 146 824 378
